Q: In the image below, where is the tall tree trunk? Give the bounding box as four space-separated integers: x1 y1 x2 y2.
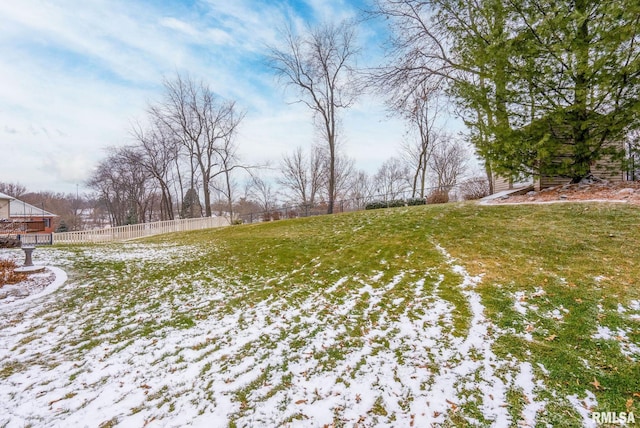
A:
328 138 336 214
571 0 591 182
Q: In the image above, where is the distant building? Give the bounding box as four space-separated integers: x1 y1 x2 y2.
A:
0 191 57 234
0 192 11 220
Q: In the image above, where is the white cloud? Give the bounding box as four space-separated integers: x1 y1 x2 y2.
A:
159 17 200 38
42 153 94 184
0 0 410 194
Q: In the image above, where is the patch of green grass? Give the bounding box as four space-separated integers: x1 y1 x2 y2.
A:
0 360 27 380
370 396 388 416
418 203 640 416
98 417 119 428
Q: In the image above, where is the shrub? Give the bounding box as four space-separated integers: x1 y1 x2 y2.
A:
0 237 21 248
406 198 426 206
0 259 27 287
388 199 406 208
460 177 490 200
426 190 449 204
365 201 387 210
365 200 406 210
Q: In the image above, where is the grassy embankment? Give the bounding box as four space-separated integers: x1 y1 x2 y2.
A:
1 202 638 426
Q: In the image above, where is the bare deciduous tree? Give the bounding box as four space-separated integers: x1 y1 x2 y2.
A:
347 170 374 210
209 126 249 219
130 120 179 220
329 152 356 205
373 157 411 200
248 175 278 216
370 0 499 189
400 82 443 198
268 20 361 214
150 74 244 217
0 182 27 198
87 147 155 226
429 136 468 192
279 146 324 207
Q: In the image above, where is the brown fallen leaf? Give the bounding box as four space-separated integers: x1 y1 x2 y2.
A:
446 399 458 411
626 398 633 412
590 378 602 390
295 399 308 405
545 334 557 342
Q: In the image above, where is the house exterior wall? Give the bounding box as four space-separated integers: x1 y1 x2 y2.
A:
494 140 626 194
491 175 534 193
492 175 513 193
0 199 9 219
538 154 625 189
14 217 55 234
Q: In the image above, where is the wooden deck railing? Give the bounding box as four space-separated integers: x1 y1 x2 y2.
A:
52 216 230 244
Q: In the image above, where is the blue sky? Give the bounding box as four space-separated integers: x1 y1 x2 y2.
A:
0 0 418 194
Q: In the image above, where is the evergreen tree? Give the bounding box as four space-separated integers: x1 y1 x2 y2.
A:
502 0 640 181
375 0 640 182
181 188 202 219
55 220 68 233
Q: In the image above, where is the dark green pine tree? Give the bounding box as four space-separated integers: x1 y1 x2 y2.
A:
413 0 639 182
55 220 68 233
181 188 203 219
465 0 640 182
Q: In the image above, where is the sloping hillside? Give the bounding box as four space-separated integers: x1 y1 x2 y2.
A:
1 202 638 427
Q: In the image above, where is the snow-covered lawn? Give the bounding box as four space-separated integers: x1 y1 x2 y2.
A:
0 243 603 428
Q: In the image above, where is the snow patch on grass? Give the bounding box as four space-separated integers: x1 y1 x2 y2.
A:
592 326 640 360
567 390 598 428
0 243 554 426
434 244 547 427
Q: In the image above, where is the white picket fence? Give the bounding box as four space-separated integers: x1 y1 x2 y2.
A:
52 216 230 244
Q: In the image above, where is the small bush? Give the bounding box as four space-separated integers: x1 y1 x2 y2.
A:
406 198 426 206
0 237 21 248
426 190 449 204
460 177 490 200
365 201 387 210
0 259 27 287
365 200 406 210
